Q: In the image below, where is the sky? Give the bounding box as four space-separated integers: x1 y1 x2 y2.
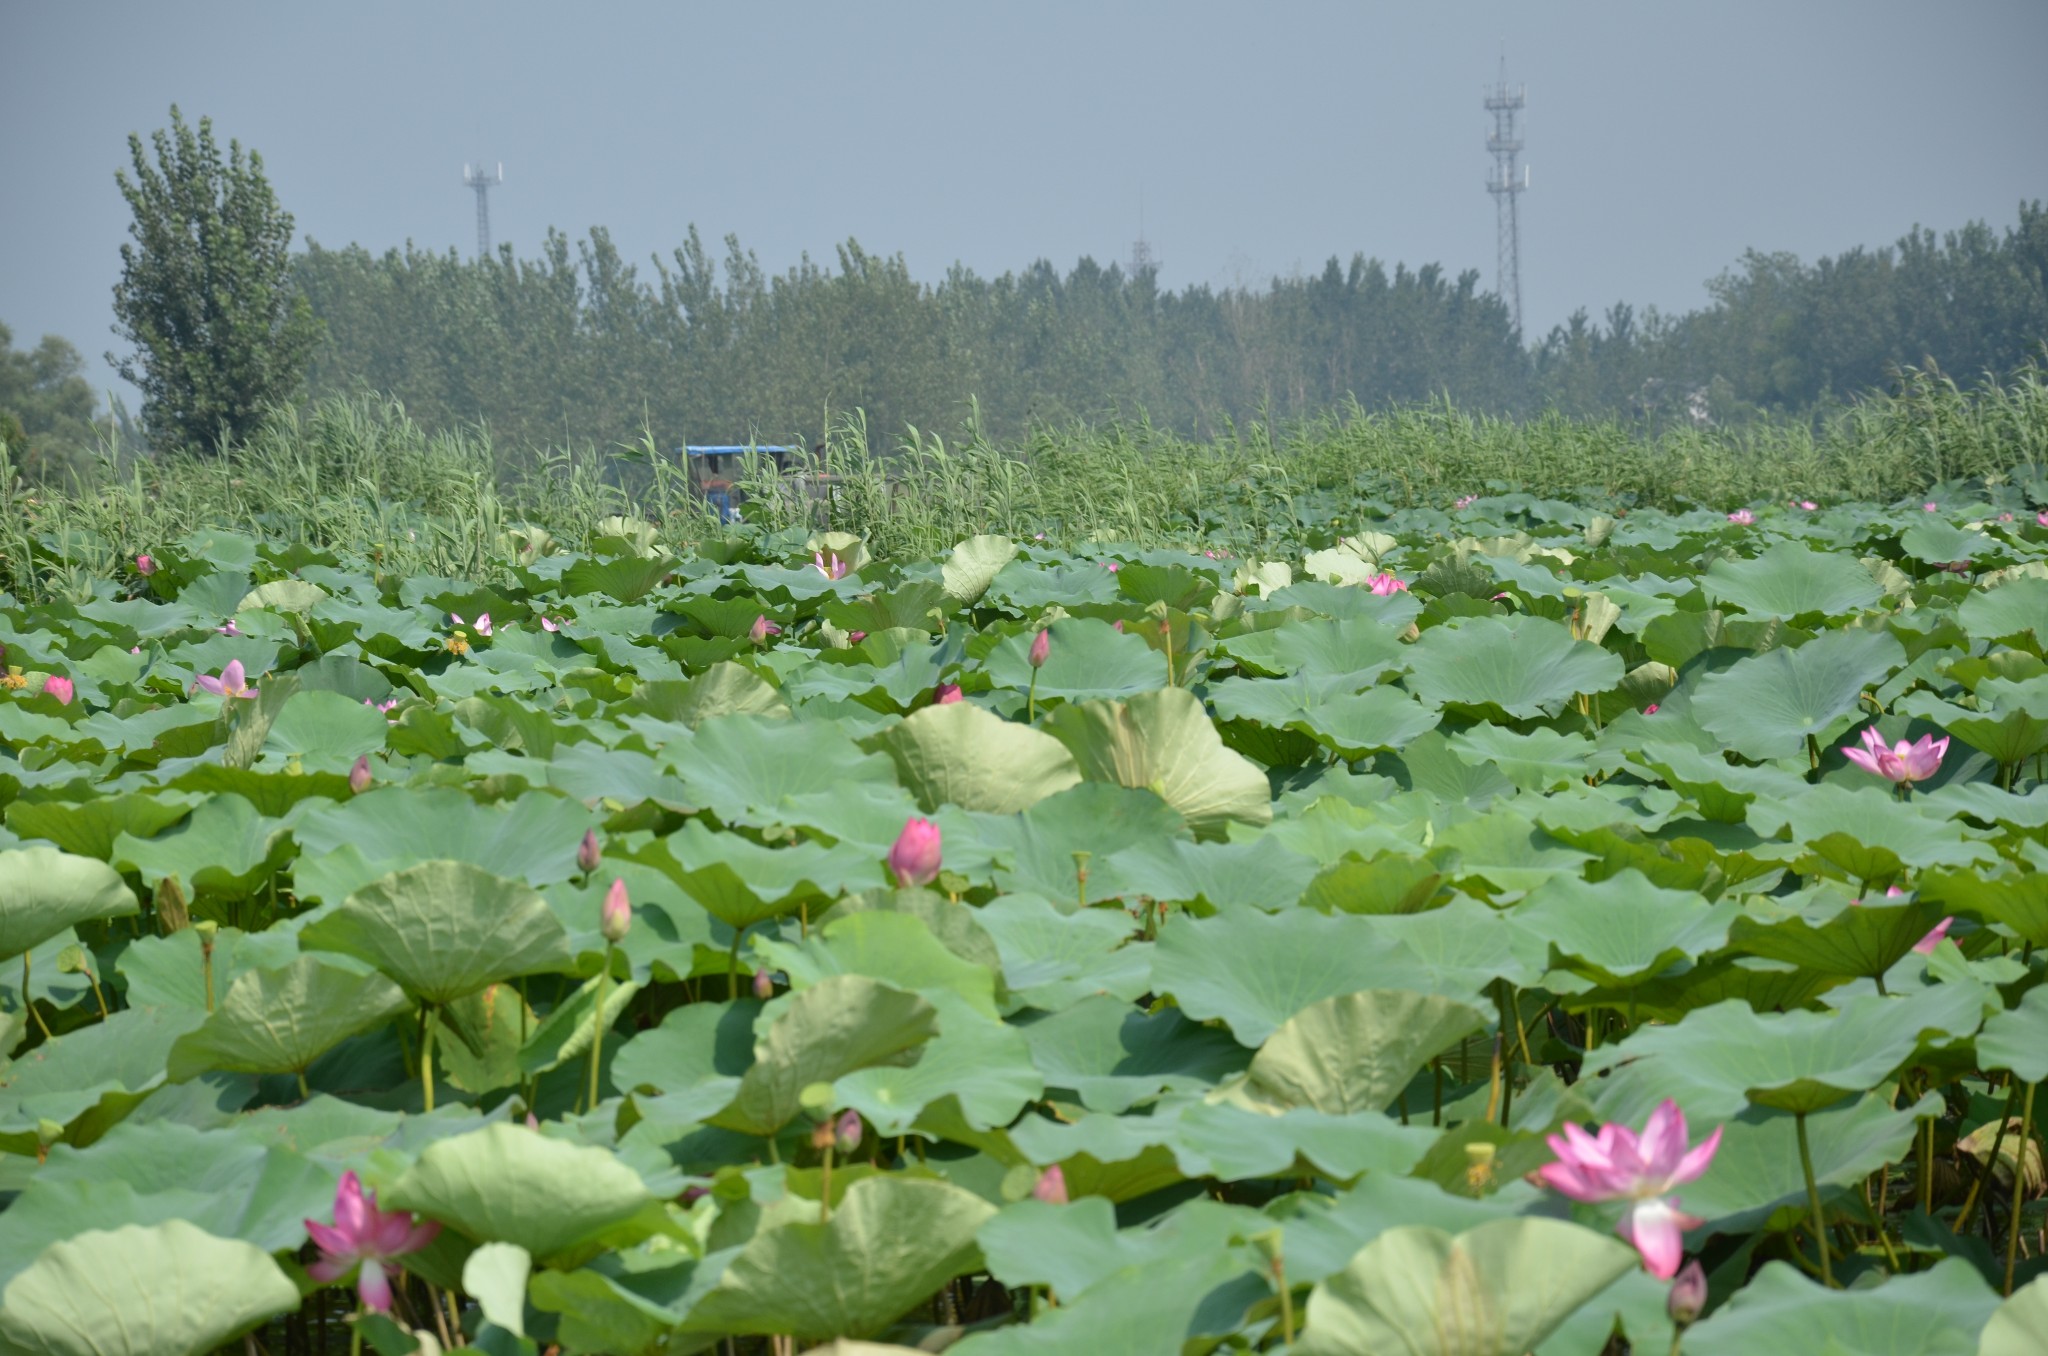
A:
4 0 2045 407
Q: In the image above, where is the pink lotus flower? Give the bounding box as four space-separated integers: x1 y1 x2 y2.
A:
218 620 241 637
540 616 560 632
1454 495 1478 510
1537 1099 1721 1278
304 1171 440 1313
1998 513 2014 523
1924 502 1939 512
749 615 781 646
1841 728 1948 786
888 817 943 888
1029 629 1051 668
1727 509 1755 525
42 675 74 706
135 553 156 575
847 630 867 645
1643 703 1659 715
362 697 398 714
753 968 774 1000
834 1109 863 1152
195 660 255 700
600 877 632 943
578 829 602 875
1668 1259 1707 1327
934 682 963 705
348 756 372 794
2038 511 2048 528
1112 619 1124 633
451 612 491 637
1366 573 1409 595
812 550 849 580
1913 916 1954 954
1102 561 1121 573
1796 500 1818 511
1032 1165 1068 1204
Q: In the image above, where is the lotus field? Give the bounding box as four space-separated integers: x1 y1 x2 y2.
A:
6 488 2048 1355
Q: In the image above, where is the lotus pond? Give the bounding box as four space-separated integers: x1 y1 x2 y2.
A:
3 491 2048 1354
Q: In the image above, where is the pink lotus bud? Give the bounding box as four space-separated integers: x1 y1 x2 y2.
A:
1912 916 1954 954
934 681 963 705
1644 704 1659 715
1667 1259 1707 1327
540 616 560 632
749 615 781 645
525 1112 541 1130
888 817 943 888
577 829 602 875
600 877 632 943
1112 619 1124 633
1028 630 1050 669
1726 509 1754 526
1102 561 1120 573
348 755 372 794
1924 502 1938 512
835 1109 863 1153
1032 1165 1068 1204
42 676 73 706
135 553 156 575
847 630 867 644
752 968 774 1000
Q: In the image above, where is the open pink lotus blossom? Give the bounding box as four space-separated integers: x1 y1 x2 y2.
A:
812 550 849 580
749 615 781 645
1454 495 1478 510
451 612 491 637
1841 728 1948 786
218 620 241 637
1727 509 1755 525
304 1171 440 1313
1923 502 1938 512
888 817 943 888
42 675 74 705
2038 510 2048 528
195 660 255 700
540 616 560 632
933 681 963 705
1913 917 1954 954
1538 1099 1721 1278
1366 573 1409 595
1796 500 1818 511
135 553 156 575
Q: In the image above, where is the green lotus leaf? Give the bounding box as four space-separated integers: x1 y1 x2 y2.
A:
1350 894 1550 994
709 975 939 1136
1692 628 1906 761
1683 1258 1998 1356
1516 869 1738 989
1245 990 1489 1116
627 661 791 727
833 993 1043 1135
637 819 877 931
108 793 293 900
863 700 1081 814
1220 616 1409 683
289 787 599 902
561 553 672 603
1299 851 1450 916
976 1196 1259 1306
165 957 412 1081
1959 576 2048 648
1448 724 1624 792
947 1247 1252 1356
1043 688 1272 837
941 535 1019 604
299 861 573 1005
1210 675 1443 757
0 846 138 962
1680 1090 1939 1236
1978 984 2048 1083
0 1221 300 1356
1702 541 1883 619
673 715 900 826
116 925 299 1012
681 1177 995 1341
463 1242 533 1339
984 618 1169 703
238 578 330 614
1921 870 2048 946
1981 1276 2048 1356
1404 615 1623 719
262 687 390 764
1018 994 1248 1115
4 792 197 864
972 893 1154 1010
1294 1217 1640 1356
382 1122 656 1262
1728 887 1951 981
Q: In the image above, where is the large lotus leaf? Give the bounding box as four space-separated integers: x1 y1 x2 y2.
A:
1104 835 1322 913
540 741 697 811
4 792 196 865
635 819 877 931
1295 1217 1639 1356
1221 617 1409 683
1978 984 2048 1083
760 911 999 1020
262 688 390 764
299 861 573 1005
1684 1258 1998 1356
1958 576 2048 648
1692 628 1906 761
561 553 672 602
1043 688 1272 837
115 926 299 1012
1404 615 1623 719
1150 909 1436 1046
1703 541 1883 618
1430 808 1595 894
628 662 791 728
1299 851 1449 917
1245 990 1489 1115
972 893 1154 1010
290 787 598 902
1755 782 2000 875
941 535 1019 604
1350 895 1549 993
166 957 412 1080
1729 887 1952 980
709 975 939 1136
382 1122 655 1262
863 701 1081 814
1581 987 1986 1121
834 994 1043 1135
238 578 329 614
1516 869 1737 989
981 782 1188 902
0 847 138 961
108 793 292 899
1447 725 1624 792
0 1005 207 1153
976 1196 1260 1308
1210 675 1443 756
1920 870 2048 946
1982 1277 2048 1356
1019 994 1248 1114
947 1249 1252 1356
673 715 900 825
0 1221 300 1356
681 1177 995 1341
1681 1090 1938 1236
984 618 1169 702
0 1121 336 1290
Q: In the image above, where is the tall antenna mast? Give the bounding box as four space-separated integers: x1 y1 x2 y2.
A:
1483 56 1528 335
463 162 503 259
1128 185 1158 278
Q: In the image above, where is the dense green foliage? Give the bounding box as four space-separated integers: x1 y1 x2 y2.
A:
111 107 322 455
0 322 102 482
294 205 2048 453
2 483 2048 1352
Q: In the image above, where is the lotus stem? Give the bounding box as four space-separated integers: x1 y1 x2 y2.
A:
419 1005 436 1113
297 1069 311 1101
1796 1111 1834 1288
1026 670 1039 723
2006 1080 2036 1296
22 954 52 1041
1276 1255 1295 1346
727 924 747 1003
587 945 612 1114
1956 1081 2022 1235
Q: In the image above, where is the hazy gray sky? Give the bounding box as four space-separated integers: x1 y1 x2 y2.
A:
5 1 2044 404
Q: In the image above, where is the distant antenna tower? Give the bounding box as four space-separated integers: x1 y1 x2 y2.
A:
463 162 503 259
1128 187 1158 278
1483 58 1528 334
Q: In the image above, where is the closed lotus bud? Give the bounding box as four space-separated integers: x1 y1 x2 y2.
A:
1032 1164 1068 1205
835 1109 863 1153
1667 1259 1707 1327
1028 629 1051 669
135 553 156 576
888 817 943 888
749 614 781 645
348 755 372 794
577 828 602 874
753 968 774 1000
600 877 632 943
933 681 963 705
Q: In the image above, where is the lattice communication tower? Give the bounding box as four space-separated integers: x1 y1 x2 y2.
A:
463 162 503 259
1128 187 1159 279
1484 62 1528 334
